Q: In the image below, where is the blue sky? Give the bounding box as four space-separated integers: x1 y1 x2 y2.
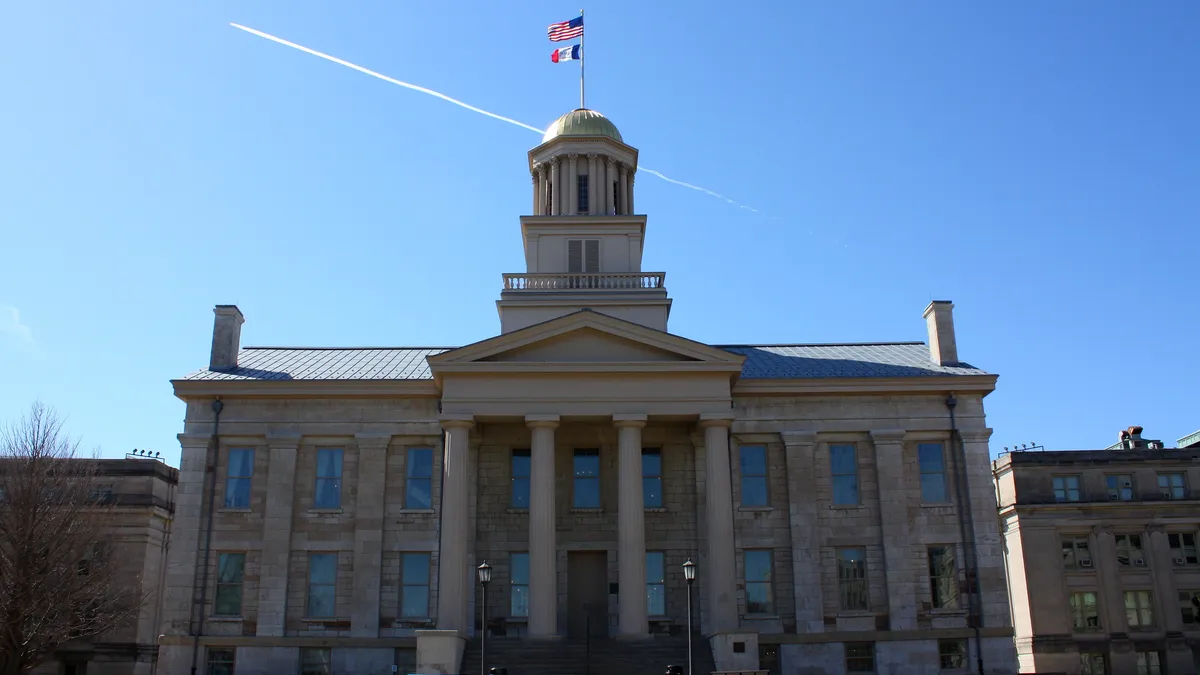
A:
2 1 1198 465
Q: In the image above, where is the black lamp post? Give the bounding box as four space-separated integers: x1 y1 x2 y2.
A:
683 559 696 675
477 561 492 675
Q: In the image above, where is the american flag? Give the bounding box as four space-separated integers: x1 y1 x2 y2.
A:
547 16 583 42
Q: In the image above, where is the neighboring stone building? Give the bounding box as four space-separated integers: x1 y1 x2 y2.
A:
35 458 178 675
994 427 1200 674
158 109 1017 675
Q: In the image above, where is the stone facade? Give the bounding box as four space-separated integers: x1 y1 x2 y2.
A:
995 443 1200 674
157 109 1017 675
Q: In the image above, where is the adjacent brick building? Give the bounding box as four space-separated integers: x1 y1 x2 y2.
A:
157 109 1017 675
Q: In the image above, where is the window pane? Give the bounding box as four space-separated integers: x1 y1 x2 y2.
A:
574 478 600 508
512 451 530 478
574 451 600 477
740 446 766 476
407 448 433 478
746 583 772 613
307 585 335 618
647 583 666 616
511 584 529 617
832 475 859 505
206 649 236 675
218 553 244 583
742 476 768 506
646 552 665 584
401 586 429 617
317 449 343 477
830 445 856 474
512 477 530 508
214 586 242 616
642 451 661 477
309 554 337 584
918 443 944 472
301 648 333 675
920 473 948 503
406 477 432 509
643 477 663 508
228 449 254 477
403 553 430 585
745 550 772 582
511 553 529 585
224 477 251 509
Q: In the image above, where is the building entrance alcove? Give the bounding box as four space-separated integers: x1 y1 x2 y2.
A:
567 551 609 639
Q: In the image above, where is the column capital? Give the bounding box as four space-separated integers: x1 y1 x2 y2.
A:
354 433 392 450
439 414 474 430
606 158 616 170
780 430 817 447
587 152 598 160
550 156 560 167
699 412 735 429
177 433 212 449
958 427 994 443
567 152 579 161
613 414 648 428
869 429 907 444
526 414 561 429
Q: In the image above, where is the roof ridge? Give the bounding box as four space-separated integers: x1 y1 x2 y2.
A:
717 341 927 348
242 346 457 351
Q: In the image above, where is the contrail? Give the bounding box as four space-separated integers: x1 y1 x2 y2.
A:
230 23 758 212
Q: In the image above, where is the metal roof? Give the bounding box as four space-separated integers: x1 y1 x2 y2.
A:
180 343 987 382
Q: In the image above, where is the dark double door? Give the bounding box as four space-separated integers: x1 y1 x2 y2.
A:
566 551 608 639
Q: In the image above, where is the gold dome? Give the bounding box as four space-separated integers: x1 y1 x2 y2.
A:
542 109 623 143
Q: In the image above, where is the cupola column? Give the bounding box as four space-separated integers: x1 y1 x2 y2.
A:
531 168 540 215
618 164 630 215
538 164 548 216
548 157 559 216
568 153 579 215
605 159 616 215
629 170 636 214
587 154 598 215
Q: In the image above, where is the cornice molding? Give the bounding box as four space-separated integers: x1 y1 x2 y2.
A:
732 374 998 396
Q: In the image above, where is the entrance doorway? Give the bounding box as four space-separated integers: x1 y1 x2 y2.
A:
567 551 608 639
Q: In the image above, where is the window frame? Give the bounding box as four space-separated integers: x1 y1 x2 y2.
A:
1069 591 1101 631
738 444 769 507
300 647 333 675
576 173 589 213
1116 534 1147 567
213 552 246 617
642 448 663 509
1080 653 1107 675
1052 474 1082 502
743 549 774 615
306 552 338 618
1061 536 1093 570
572 448 601 508
1136 651 1162 675
829 444 860 506
405 447 434 510
1158 472 1186 500
836 547 869 611
205 647 236 675
511 449 531 509
400 552 431 618
313 448 344 510
1106 473 1135 501
1124 589 1155 628
917 442 949 503
937 639 967 670
510 552 529 617
224 448 254 509
1168 532 1198 565
1179 589 1200 625
928 545 959 610
567 239 601 274
646 551 666 617
844 641 875 674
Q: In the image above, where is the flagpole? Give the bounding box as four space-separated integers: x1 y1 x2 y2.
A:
579 8 585 109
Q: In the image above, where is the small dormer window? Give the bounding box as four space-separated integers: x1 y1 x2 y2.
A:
568 239 600 274
577 174 589 214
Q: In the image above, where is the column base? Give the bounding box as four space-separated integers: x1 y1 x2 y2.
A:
415 629 466 675
709 631 760 673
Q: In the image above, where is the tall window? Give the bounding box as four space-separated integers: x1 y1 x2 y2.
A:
510 450 531 508
830 444 859 505
1158 472 1186 499
1062 536 1093 569
214 553 245 616
224 448 254 508
1080 653 1106 675
510 553 529 617
1179 590 1200 624
918 443 948 503
567 239 600 273
314 448 343 509
1069 592 1100 630
1169 532 1198 565
938 639 966 670
1053 475 1082 502
844 642 875 674
405 448 433 509
1136 652 1162 675
646 552 666 616
307 553 337 618
1125 590 1154 628
577 174 589 213
837 548 868 611
206 648 236 675
744 550 774 614
401 553 431 617
1116 534 1146 566
300 647 333 675
928 546 959 609
1107 474 1134 501
643 449 663 508
739 445 768 507
573 449 601 508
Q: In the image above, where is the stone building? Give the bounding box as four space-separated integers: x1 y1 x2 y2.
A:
158 109 1017 675
994 427 1200 674
34 458 178 675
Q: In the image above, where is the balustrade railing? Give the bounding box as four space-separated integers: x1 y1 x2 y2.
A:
502 272 666 291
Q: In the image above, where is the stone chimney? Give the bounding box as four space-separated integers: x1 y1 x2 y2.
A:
923 301 958 366
209 305 245 371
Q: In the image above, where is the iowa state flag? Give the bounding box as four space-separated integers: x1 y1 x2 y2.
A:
551 44 581 63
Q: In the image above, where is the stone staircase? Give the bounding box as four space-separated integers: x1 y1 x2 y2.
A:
460 635 716 675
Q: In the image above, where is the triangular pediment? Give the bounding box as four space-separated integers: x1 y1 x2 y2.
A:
427 310 745 373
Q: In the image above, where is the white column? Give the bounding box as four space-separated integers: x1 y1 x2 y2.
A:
532 169 540 215
616 415 649 638
256 437 298 637
587 154 598 215
527 414 560 637
548 158 559 216
436 417 473 633
605 159 616 214
351 434 390 637
618 164 628 215
628 169 635 214
700 414 737 634
567 153 579 214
